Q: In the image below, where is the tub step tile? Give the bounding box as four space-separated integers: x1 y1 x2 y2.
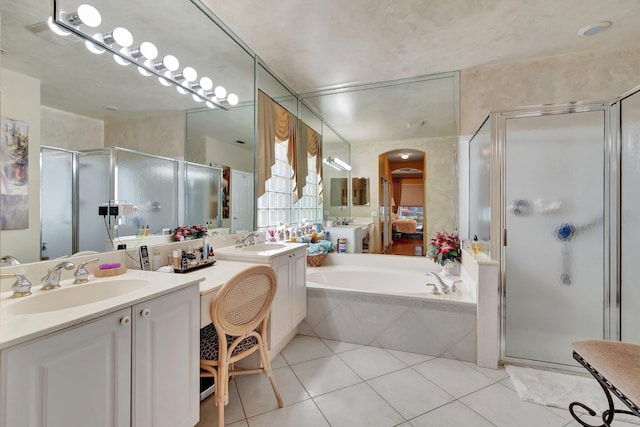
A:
320 339 363 354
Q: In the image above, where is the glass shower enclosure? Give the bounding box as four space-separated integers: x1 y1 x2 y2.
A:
468 85 640 369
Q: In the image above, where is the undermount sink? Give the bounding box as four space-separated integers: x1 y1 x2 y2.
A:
240 243 287 252
4 279 149 315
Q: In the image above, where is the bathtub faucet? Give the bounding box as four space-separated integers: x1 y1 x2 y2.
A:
426 271 455 294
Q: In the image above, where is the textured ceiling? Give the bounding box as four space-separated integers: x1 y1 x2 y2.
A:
202 0 640 93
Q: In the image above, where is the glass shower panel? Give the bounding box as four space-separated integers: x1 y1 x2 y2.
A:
621 89 640 344
504 111 605 366
77 151 111 252
185 163 221 227
115 149 178 238
40 148 73 259
469 117 491 242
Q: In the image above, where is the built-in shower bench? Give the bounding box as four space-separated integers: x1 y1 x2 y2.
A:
570 340 640 426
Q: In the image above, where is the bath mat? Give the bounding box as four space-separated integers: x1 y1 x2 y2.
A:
505 365 640 424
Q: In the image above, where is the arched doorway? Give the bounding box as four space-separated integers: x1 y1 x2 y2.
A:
379 149 426 255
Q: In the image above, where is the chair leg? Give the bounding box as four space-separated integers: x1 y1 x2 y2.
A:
215 363 230 426
259 343 284 408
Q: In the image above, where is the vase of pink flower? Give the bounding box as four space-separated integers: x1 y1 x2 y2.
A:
427 231 461 276
172 224 207 241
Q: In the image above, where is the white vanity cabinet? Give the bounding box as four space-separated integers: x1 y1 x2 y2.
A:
0 285 199 427
266 247 307 353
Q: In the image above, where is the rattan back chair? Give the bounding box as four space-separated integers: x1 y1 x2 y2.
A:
200 265 283 426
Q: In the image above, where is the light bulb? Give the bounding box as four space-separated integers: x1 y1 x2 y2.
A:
85 33 105 54
214 86 227 99
158 72 172 86
192 94 203 102
138 65 152 77
182 67 197 82
102 27 132 47
47 16 71 36
199 77 213 91
206 101 217 109
163 55 179 72
139 42 157 59
227 93 239 106
176 86 188 95
113 48 131 66
68 4 101 28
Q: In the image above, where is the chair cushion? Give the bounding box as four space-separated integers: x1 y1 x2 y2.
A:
200 323 259 361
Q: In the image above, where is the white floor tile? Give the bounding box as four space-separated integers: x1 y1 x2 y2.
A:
197 380 245 427
413 357 495 398
270 354 288 369
460 382 568 427
281 335 333 365
386 349 435 366
247 400 329 427
290 354 362 397
500 376 517 392
339 346 407 380
321 338 363 353
465 362 510 382
234 367 309 417
368 367 454 419
409 401 495 427
313 382 405 427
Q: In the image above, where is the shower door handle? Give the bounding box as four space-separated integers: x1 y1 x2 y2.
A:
503 229 507 247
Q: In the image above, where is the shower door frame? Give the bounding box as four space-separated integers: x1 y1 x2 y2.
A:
494 101 620 369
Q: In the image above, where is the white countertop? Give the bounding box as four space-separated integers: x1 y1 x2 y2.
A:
0 270 204 350
215 242 308 264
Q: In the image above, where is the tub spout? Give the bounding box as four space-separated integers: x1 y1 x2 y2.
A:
426 272 452 294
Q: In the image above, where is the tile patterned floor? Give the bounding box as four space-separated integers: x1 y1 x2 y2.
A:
196 335 637 427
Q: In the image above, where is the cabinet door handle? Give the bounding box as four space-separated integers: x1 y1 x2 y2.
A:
140 308 151 318
120 316 131 325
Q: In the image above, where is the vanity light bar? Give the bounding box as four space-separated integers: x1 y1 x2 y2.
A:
49 1 239 110
323 157 352 171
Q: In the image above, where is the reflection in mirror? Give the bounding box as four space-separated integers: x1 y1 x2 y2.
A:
303 73 458 254
321 125 350 219
352 177 369 206
330 178 348 206
1 0 255 261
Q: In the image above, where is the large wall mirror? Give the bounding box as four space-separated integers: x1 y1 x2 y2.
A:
303 73 459 254
1 0 255 262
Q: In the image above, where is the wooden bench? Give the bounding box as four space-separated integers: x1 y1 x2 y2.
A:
570 340 640 427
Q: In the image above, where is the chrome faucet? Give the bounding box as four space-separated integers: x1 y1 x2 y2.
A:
0 273 32 297
235 232 261 248
426 271 456 294
0 255 20 266
73 258 99 284
41 261 75 290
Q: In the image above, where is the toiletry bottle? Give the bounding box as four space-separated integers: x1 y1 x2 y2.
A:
472 235 480 254
153 248 161 270
144 225 151 237
41 243 49 260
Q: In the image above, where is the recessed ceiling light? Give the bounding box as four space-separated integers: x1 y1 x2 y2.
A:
400 154 410 160
578 21 612 36
235 140 246 144
104 105 118 111
406 120 426 128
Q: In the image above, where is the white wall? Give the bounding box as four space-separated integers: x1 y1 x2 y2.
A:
0 68 41 262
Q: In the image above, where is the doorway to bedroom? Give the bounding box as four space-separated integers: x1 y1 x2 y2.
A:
381 149 426 256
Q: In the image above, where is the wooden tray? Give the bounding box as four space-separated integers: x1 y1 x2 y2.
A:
94 265 127 277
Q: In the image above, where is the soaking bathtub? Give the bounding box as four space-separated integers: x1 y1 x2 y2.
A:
301 253 478 362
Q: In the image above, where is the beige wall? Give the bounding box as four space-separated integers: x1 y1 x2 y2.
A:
0 69 41 262
351 136 456 253
41 106 103 151
104 111 184 158
460 46 640 135
204 136 253 173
